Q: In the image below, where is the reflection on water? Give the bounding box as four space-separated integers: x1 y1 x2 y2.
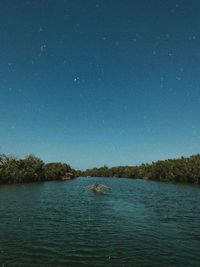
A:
0 178 200 266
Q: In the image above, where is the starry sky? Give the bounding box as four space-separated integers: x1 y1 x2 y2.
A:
0 0 200 169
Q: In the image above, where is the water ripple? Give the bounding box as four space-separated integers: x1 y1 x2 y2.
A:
0 178 200 267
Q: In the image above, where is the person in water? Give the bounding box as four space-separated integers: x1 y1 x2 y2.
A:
84 183 111 194
93 182 100 189
93 182 101 192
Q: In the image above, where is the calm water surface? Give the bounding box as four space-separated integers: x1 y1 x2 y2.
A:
0 178 200 267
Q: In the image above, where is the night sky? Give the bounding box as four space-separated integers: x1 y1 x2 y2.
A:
0 0 200 169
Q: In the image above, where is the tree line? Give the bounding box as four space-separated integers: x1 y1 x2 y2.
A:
0 154 76 184
1 153 200 184
81 154 200 184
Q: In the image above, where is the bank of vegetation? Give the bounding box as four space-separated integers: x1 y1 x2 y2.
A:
82 154 200 184
0 154 76 184
0 153 200 184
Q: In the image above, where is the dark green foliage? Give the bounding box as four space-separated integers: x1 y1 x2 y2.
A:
82 155 200 184
0 153 200 184
0 154 75 184
44 162 75 181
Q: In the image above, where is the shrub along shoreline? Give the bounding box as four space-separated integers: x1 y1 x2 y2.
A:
0 153 200 184
80 154 200 184
0 154 76 184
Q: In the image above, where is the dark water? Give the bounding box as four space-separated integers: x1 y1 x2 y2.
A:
0 178 200 267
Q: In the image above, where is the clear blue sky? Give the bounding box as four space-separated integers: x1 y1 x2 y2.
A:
0 0 200 169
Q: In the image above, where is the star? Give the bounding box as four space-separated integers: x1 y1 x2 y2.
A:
74 77 80 82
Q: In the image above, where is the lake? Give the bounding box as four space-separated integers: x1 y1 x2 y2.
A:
0 177 200 267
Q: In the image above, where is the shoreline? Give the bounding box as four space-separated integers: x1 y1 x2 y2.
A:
1 153 200 185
